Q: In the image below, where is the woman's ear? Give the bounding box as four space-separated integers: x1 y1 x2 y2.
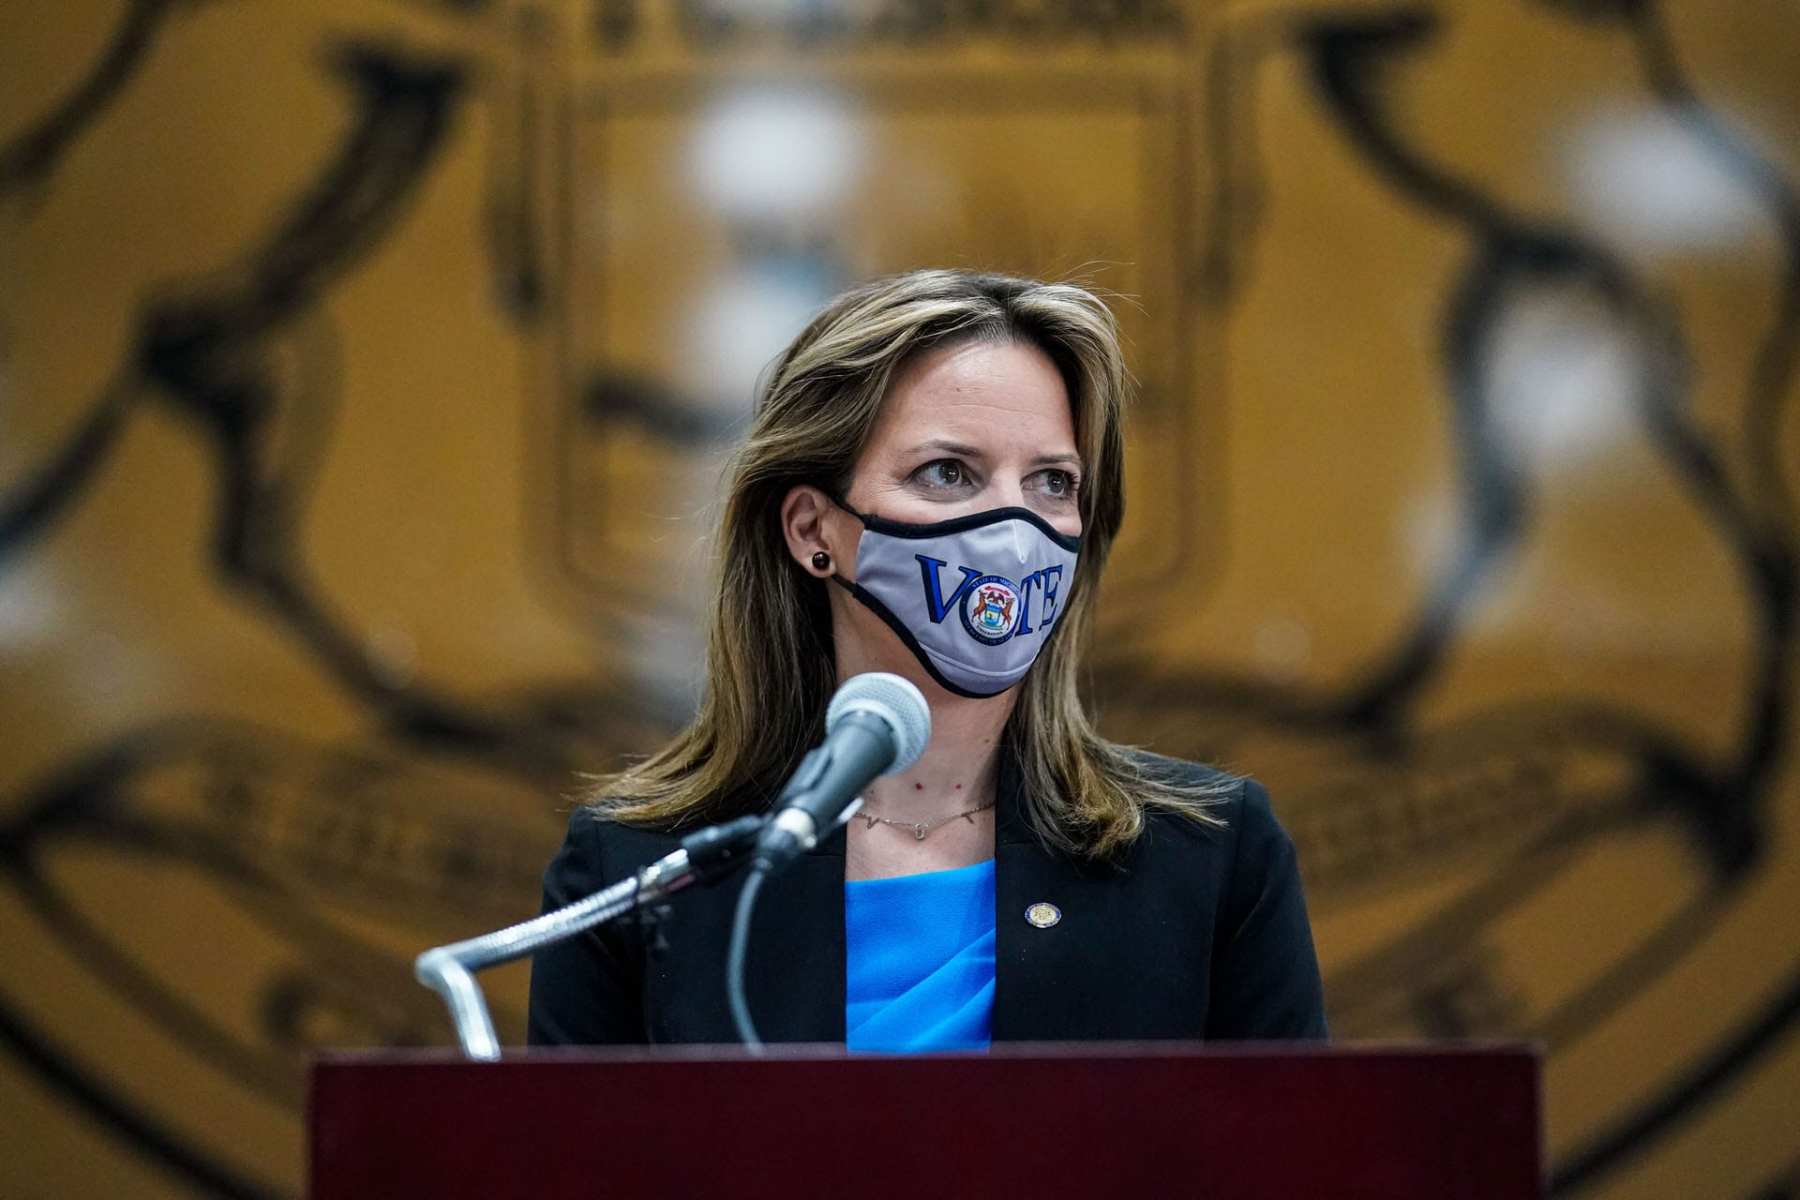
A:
781 485 841 578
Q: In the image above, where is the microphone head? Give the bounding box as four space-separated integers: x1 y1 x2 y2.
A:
826 672 932 773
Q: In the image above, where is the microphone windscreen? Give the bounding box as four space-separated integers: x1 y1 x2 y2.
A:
826 672 931 772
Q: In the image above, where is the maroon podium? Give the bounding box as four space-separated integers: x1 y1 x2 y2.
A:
310 1043 1541 1199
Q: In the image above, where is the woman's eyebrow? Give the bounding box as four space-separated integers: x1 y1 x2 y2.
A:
906 439 985 459
905 440 1083 469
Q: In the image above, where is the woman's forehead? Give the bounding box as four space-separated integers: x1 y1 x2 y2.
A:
873 339 1076 449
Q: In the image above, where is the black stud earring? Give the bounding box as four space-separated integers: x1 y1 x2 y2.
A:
811 551 831 573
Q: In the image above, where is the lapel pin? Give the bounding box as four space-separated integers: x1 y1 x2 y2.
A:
1025 901 1061 929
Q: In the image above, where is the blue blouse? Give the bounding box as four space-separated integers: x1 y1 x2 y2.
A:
844 858 996 1053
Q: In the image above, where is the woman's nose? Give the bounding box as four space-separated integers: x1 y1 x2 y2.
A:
988 478 1028 509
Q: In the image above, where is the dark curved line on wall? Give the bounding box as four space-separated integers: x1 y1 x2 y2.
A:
387 0 496 16
1462 235 1780 871
1327 240 1544 732
0 38 576 1182
482 11 549 322
226 866 521 1048
1185 0 1787 1044
1569 4 1800 834
1299 15 1748 753
1283 8 1532 734
265 309 347 512
0 740 316 1108
1288 5 1790 870
0 723 519 1173
165 45 601 771
0 42 478 618
5 862 300 1108
1550 965 1800 1195
124 44 563 758
583 370 741 445
135 44 468 353
1747 1152 1800 1200
1195 5 1297 302
0 1001 283 1200
1201 10 1800 1186
1526 0 1650 20
1321 808 1625 1034
0 0 195 197
1635 349 1795 828
1526 886 1734 1052
0 377 137 567
1298 7 1507 229
1633 2 1800 534
6 804 464 1110
1630 0 1800 806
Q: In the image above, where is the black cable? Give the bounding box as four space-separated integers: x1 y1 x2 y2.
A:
726 867 769 1053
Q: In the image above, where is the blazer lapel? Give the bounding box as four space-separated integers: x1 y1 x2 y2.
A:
991 744 1122 1042
993 743 1052 1040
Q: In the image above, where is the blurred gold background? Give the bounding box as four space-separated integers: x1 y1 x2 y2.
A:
2 1 1797 1196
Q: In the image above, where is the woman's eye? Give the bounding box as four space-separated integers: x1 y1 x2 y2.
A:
1034 468 1079 499
915 459 970 489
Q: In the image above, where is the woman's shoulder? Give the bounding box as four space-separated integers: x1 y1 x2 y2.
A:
547 804 689 885
1121 749 1291 853
1118 753 1314 962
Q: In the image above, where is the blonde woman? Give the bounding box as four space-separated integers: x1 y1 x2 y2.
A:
528 269 1326 1049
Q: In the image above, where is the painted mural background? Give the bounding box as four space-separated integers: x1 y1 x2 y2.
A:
2 1 1797 1196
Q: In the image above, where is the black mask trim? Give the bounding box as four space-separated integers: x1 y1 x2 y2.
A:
829 495 1081 554
827 575 1010 700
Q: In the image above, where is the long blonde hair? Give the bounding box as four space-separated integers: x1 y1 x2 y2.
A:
586 268 1227 858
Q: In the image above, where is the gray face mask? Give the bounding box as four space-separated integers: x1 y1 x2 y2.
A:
829 499 1081 699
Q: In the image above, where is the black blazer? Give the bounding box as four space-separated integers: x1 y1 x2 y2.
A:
527 752 1327 1045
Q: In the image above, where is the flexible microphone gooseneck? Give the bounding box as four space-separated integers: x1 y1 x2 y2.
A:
727 672 931 1050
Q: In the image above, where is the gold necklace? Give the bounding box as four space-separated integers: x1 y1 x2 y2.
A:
855 797 996 841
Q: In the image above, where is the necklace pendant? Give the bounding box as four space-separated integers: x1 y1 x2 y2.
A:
911 823 928 841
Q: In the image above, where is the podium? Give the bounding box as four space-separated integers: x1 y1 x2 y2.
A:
310 1043 1541 1199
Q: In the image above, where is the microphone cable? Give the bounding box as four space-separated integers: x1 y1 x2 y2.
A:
726 866 770 1052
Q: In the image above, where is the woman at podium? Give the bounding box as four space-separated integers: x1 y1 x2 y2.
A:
529 269 1327 1049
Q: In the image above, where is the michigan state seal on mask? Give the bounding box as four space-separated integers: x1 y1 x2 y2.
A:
829 502 1081 698
963 577 1022 643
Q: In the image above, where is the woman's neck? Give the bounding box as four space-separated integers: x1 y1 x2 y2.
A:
828 603 1015 823
845 672 1014 824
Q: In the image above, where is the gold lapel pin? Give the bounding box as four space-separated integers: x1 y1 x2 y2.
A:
1025 901 1061 929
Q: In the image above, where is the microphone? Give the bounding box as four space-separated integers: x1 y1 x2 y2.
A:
729 673 929 1047
752 672 932 876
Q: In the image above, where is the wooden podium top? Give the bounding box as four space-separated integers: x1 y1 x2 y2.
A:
311 1042 1541 1199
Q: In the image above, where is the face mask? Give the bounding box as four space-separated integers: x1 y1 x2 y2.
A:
828 499 1081 698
